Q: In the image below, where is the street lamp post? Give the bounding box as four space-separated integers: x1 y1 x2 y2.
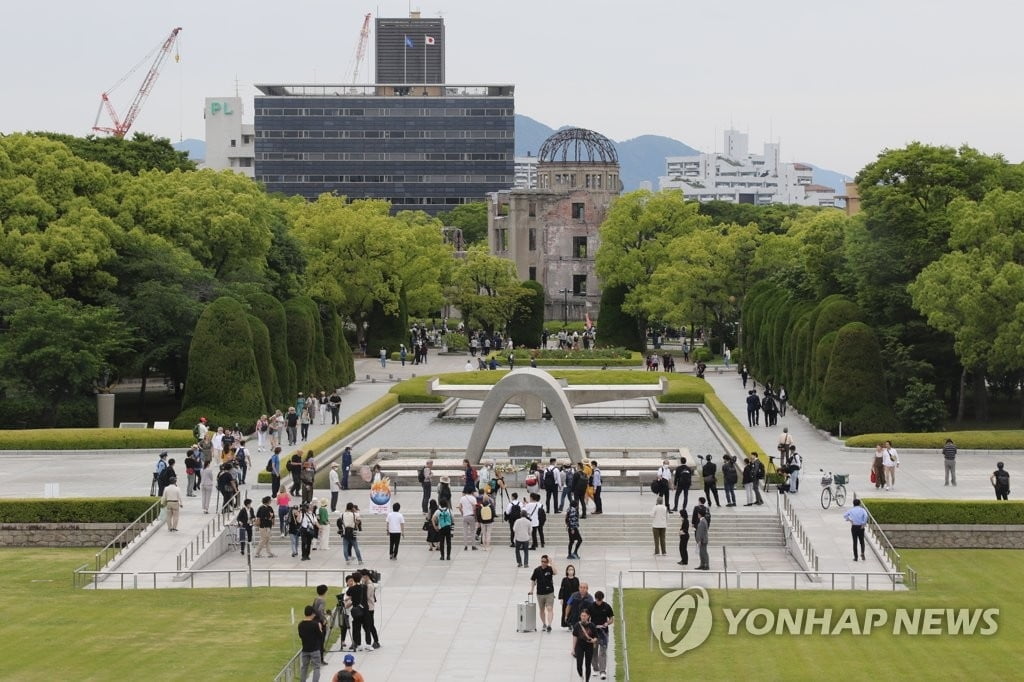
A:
559 288 570 325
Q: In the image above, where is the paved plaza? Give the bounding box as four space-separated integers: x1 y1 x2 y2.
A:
0 351 1012 681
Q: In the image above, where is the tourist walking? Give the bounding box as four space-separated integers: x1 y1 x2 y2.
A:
339 502 364 565
513 511 532 567
529 554 557 632
651 498 668 555
566 500 583 559
316 499 330 551
872 443 885 490
695 508 710 570
329 463 341 512
432 500 454 560
883 441 900 490
254 496 276 558
571 609 598 682
558 565 580 629
297 605 323 682
589 591 615 680
843 498 868 561
992 462 1011 500
677 510 690 566
459 489 479 551
162 476 183 531
942 438 957 486
386 502 405 560
419 459 433 514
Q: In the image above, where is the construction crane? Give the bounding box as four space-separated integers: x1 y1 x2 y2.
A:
349 13 371 84
93 27 182 138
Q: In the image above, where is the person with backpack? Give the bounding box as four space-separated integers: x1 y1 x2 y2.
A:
572 466 589 519
462 458 478 494
300 456 317 506
504 492 522 548
432 499 454 560
541 459 559 513
476 492 496 550
339 502 364 565
992 462 1011 500
332 653 364 682
234 440 249 484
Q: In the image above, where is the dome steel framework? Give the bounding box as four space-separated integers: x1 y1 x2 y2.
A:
538 127 618 165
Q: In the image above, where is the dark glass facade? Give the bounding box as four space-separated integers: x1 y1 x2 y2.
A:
375 17 445 84
253 87 514 214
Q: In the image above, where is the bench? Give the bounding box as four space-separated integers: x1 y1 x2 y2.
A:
118 422 148 429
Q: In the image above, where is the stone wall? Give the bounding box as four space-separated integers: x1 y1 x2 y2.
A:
880 524 1024 549
0 523 130 547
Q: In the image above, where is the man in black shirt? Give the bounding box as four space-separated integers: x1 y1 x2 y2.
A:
701 455 721 507
254 496 276 558
672 458 692 512
297 605 322 682
691 497 711 530
588 591 615 681
529 555 557 632
236 498 254 556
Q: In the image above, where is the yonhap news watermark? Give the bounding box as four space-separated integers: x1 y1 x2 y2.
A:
651 588 999 657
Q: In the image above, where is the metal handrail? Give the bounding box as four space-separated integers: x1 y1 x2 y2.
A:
627 568 910 591
272 600 345 682
861 504 902 572
175 493 239 572
91 499 163 574
778 492 819 571
75 567 357 590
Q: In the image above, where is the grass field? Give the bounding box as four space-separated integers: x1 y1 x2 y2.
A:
0 548 326 681
618 549 1022 681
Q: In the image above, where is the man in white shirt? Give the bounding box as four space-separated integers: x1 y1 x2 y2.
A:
386 502 405 560
883 440 900 490
656 459 673 507
329 463 341 512
513 514 533 567
459 491 479 551
162 477 183 531
522 494 542 549
591 461 604 514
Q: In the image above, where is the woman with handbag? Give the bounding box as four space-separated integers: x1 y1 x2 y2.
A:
344 573 370 652
299 503 317 560
424 498 440 551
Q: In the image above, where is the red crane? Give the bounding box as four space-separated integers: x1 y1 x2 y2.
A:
93 27 182 138
350 13 371 84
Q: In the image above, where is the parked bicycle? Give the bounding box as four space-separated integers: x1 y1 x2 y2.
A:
819 470 848 509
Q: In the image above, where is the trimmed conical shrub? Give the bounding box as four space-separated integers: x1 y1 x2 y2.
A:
245 292 290 403
177 297 265 428
507 280 545 348
817 322 897 435
247 313 275 412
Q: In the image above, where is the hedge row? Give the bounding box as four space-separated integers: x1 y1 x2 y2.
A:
742 282 896 436
511 348 634 360
0 498 155 523
862 499 1024 525
256 393 400 483
704 393 768 462
0 429 193 451
847 431 1024 449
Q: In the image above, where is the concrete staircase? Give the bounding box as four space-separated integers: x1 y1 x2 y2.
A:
264 508 786 548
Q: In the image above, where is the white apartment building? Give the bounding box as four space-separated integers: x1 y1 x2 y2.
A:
514 154 538 188
659 129 835 207
202 96 255 178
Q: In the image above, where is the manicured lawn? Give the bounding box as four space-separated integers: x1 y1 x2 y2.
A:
618 549 1021 681
0 548 324 681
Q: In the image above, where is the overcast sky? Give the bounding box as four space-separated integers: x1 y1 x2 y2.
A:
3 0 1020 176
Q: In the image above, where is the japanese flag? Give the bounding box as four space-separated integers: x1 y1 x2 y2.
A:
425 36 436 45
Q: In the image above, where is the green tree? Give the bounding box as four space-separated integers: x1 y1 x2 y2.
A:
33 132 195 174
435 202 488 245
596 283 645 351
595 189 709 347
448 244 529 333
0 287 134 426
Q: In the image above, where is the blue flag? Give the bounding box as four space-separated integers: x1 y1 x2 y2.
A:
404 35 413 48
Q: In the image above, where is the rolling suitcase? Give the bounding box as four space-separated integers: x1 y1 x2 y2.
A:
516 593 537 633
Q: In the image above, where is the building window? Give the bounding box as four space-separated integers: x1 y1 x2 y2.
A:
528 228 537 251
572 236 587 259
572 203 584 220
528 266 536 281
496 228 508 252
528 201 536 217
573 274 587 296
230 139 237 147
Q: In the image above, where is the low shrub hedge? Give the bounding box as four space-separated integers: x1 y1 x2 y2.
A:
256 394 399 483
0 429 194 451
704 393 768 462
511 348 634 360
0 498 155 523
846 431 1024 449
862 499 1024 525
